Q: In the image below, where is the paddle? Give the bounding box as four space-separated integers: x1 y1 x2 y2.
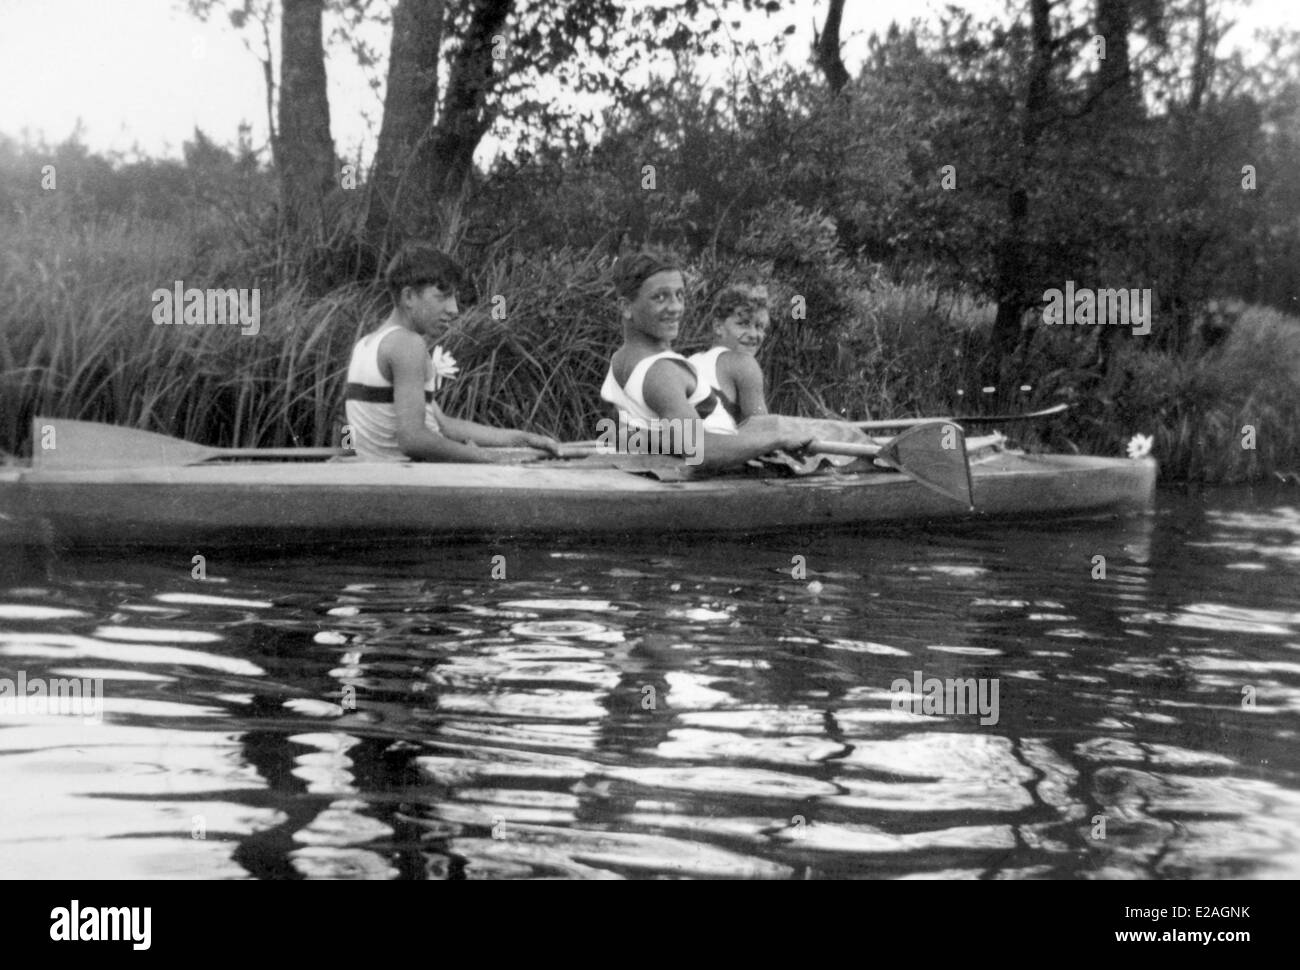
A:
850 402 1068 431
30 417 348 469
547 421 975 507
813 422 974 507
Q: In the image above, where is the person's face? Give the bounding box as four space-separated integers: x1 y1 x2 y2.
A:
713 289 769 354
623 271 685 343
403 283 459 335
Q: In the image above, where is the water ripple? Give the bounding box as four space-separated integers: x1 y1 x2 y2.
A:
0 492 1297 878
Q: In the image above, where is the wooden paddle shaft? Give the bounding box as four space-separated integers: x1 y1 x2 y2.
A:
850 403 1067 431
807 439 881 458
850 417 958 432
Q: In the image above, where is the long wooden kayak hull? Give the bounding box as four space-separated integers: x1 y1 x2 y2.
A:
0 452 1156 548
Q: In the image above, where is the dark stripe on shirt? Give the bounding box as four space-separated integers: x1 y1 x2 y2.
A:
345 383 434 404
715 387 743 423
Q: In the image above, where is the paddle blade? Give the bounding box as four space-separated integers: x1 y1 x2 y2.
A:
874 422 975 508
31 417 213 469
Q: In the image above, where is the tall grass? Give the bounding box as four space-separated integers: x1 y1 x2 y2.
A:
0 204 376 453
3 206 1298 482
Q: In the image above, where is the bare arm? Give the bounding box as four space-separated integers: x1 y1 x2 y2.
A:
642 360 807 470
384 331 496 463
438 413 559 453
720 351 769 421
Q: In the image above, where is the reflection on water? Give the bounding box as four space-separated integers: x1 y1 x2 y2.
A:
1 490 1298 879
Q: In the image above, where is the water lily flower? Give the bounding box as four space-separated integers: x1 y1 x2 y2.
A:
1126 433 1154 459
429 346 459 390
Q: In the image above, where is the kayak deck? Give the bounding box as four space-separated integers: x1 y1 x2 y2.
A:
0 449 1157 548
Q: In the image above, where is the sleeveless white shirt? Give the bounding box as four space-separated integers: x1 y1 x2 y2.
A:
344 322 442 461
689 346 747 427
601 350 736 435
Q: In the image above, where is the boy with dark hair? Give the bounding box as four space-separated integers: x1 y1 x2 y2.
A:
345 243 559 461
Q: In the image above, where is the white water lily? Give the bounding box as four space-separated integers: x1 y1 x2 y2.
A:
1126 433 1154 459
429 345 459 390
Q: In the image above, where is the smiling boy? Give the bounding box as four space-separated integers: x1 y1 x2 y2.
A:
345 243 559 461
689 282 771 426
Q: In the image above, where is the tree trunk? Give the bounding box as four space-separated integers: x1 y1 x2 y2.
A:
1188 0 1213 112
429 0 512 203
365 0 447 252
278 0 335 240
814 0 849 94
1092 0 1134 371
988 0 1054 380
1094 0 1133 108
366 0 512 256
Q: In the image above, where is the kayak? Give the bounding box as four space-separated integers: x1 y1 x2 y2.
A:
0 443 1157 548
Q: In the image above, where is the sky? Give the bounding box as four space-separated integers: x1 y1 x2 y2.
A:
1 0 1296 166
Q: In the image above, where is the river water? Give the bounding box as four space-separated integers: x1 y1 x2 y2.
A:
1 489 1297 880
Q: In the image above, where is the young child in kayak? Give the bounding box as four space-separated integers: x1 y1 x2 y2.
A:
600 250 809 470
688 276 876 472
345 243 560 461
689 281 771 426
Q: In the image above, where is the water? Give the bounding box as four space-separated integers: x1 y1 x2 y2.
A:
1 489 1298 880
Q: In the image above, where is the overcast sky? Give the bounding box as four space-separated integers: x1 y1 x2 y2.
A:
1 0 1295 165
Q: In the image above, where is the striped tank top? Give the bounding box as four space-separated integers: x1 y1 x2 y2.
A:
687 346 745 425
344 322 442 461
600 350 737 435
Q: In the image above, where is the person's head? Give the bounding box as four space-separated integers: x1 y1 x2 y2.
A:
385 243 467 333
710 282 770 355
614 249 686 344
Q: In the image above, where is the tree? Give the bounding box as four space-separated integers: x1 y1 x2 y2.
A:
364 0 555 253
361 0 804 258
363 0 452 250
279 0 336 239
813 0 849 93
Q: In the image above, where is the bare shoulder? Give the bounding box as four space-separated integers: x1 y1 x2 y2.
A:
720 350 765 383
378 328 429 383
646 356 697 394
378 327 426 361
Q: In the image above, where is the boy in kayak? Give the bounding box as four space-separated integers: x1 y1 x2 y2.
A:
600 250 809 470
688 275 875 472
345 243 560 461
689 281 771 426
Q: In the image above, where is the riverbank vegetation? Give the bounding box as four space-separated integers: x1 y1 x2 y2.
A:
2 0 1298 482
